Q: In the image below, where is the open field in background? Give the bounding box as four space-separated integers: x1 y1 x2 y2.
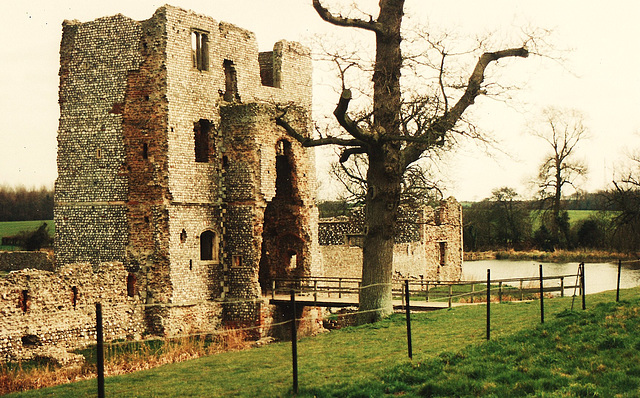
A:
529 209 616 230
3 287 638 397
0 220 53 251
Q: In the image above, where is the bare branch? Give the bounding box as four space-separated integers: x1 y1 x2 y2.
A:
275 109 365 148
312 0 384 34
333 89 372 143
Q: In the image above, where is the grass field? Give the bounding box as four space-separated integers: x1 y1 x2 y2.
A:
0 220 53 250
4 287 637 397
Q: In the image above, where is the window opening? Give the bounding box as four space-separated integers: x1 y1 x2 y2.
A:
18 290 28 312
96 148 102 159
142 143 148 160
258 51 275 87
194 119 213 163
191 31 209 71
71 286 78 308
275 140 294 198
127 273 136 297
438 242 446 266
232 255 243 268
287 252 297 271
200 230 219 261
223 59 240 102
180 229 187 243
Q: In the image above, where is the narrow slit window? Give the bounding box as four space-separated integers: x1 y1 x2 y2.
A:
438 242 446 267
71 286 78 308
223 59 240 102
194 119 213 163
142 143 148 159
191 31 209 71
18 290 28 312
127 273 136 297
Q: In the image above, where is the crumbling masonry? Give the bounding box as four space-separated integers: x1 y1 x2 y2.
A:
53 5 320 337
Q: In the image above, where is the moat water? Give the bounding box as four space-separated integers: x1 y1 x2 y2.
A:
463 259 640 295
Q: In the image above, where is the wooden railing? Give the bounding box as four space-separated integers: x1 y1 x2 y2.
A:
271 273 582 308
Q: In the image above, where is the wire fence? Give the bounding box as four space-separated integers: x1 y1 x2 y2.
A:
86 260 632 397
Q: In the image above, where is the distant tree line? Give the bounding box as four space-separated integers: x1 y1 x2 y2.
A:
0 185 53 221
463 187 640 253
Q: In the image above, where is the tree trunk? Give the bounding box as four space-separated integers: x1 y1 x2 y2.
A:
359 150 402 322
357 0 404 323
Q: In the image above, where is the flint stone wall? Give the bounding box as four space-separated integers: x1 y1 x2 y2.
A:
320 198 464 281
0 262 146 362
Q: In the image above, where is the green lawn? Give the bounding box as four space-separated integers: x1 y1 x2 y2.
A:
6 287 637 397
0 220 53 250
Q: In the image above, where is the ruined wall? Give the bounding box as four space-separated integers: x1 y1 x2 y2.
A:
320 198 463 281
55 15 143 266
0 251 54 272
0 263 145 362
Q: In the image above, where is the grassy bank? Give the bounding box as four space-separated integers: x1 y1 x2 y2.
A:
4 287 636 397
465 249 639 263
0 220 53 251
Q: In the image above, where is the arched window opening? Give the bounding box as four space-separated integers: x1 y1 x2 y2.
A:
180 229 187 243
71 286 78 308
200 230 219 261
127 273 136 298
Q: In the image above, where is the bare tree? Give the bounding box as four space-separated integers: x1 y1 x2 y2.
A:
330 154 442 208
277 0 532 321
605 154 640 251
532 107 588 247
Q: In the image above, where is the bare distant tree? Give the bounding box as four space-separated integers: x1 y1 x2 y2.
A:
277 0 535 321
532 107 588 247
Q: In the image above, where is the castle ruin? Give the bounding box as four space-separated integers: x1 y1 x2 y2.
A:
53 4 320 336
0 5 463 362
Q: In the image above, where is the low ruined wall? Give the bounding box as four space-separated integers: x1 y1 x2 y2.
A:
0 262 145 362
320 241 434 280
0 251 54 272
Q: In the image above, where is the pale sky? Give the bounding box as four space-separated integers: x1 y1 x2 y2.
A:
1 1 639 202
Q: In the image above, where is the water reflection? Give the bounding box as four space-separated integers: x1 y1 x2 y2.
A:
463 260 640 295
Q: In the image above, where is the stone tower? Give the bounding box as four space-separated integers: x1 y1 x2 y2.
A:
54 5 320 335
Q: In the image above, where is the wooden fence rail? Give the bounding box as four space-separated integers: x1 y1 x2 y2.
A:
272 273 581 308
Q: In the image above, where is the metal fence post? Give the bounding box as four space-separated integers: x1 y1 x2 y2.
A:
580 262 586 310
616 259 622 302
96 302 105 398
486 270 491 341
539 264 544 324
290 290 298 395
404 280 412 359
